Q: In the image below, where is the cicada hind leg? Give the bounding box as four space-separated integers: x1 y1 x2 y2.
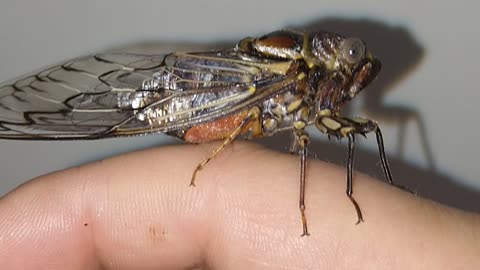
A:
315 109 410 224
190 107 261 187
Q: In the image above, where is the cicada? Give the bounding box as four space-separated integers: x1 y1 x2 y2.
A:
0 29 401 236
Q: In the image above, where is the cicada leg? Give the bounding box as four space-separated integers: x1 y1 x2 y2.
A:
345 132 363 223
315 111 408 224
190 107 261 187
293 128 311 236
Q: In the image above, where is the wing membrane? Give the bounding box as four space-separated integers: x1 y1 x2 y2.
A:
0 51 299 139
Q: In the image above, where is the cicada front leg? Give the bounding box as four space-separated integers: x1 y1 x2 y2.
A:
190 107 261 187
315 109 406 224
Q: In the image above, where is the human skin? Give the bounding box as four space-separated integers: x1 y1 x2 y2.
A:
0 142 479 270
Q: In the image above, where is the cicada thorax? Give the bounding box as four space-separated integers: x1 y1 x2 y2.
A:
236 29 329 70
237 30 306 61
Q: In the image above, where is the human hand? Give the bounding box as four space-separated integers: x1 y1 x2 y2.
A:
1 142 479 269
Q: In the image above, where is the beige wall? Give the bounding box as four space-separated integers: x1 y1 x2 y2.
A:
0 0 478 211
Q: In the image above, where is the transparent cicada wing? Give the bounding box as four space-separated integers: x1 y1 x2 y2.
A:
0 53 166 139
0 50 298 139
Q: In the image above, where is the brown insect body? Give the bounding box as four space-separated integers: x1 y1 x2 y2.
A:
0 30 400 236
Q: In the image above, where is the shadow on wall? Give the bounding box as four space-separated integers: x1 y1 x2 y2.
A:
114 17 479 212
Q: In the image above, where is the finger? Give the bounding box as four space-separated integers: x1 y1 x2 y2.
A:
0 142 478 270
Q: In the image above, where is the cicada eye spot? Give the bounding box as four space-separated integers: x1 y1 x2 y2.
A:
342 38 366 65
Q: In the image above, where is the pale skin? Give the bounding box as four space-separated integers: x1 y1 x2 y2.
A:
0 142 479 269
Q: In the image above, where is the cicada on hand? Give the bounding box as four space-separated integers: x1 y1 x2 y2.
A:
0 29 402 236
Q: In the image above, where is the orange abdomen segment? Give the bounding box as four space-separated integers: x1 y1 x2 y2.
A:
184 110 261 143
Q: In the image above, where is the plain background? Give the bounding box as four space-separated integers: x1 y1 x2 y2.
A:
0 1 478 212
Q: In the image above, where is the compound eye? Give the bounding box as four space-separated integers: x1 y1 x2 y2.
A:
342 38 366 64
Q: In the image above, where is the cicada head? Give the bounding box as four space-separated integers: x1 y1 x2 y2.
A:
307 32 381 111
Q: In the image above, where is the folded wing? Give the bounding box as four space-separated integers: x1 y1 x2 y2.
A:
0 51 298 139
